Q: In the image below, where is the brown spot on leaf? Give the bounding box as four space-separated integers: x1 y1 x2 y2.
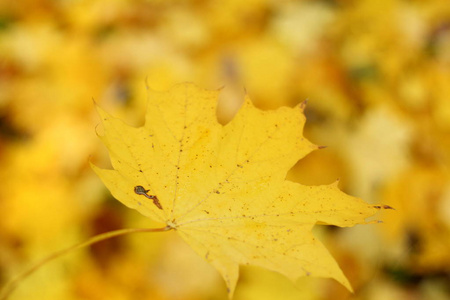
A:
374 205 395 210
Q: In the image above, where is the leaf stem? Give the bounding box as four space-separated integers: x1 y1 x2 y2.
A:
0 226 171 300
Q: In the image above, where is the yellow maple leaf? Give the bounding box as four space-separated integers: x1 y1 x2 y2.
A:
92 83 379 297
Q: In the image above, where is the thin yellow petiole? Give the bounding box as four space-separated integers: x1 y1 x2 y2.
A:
0 226 171 300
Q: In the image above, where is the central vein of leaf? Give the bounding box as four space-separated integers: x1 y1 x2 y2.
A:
170 97 189 220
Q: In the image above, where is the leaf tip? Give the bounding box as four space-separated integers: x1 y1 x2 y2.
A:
224 278 237 300
94 103 109 119
243 94 254 108
299 99 309 111
332 178 341 187
89 161 101 173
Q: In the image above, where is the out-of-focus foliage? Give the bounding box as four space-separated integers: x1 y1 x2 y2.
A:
0 0 449 300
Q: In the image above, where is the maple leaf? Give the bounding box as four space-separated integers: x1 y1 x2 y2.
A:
92 83 379 297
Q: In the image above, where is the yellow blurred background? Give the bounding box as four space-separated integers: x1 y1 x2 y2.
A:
0 0 449 299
